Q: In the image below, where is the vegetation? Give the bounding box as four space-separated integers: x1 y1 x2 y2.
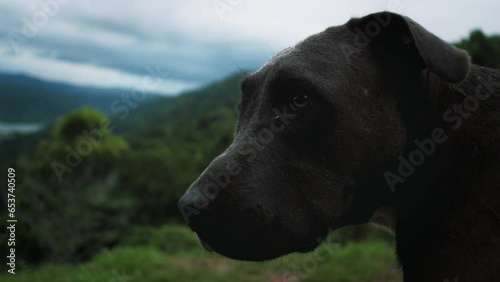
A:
1 224 401 282
7 108 130 264
0 30 498 281
455 30 500 68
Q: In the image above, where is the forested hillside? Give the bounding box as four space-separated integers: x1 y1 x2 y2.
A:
0 72 243 265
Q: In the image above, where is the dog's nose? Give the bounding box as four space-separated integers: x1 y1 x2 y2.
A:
178 190 213 231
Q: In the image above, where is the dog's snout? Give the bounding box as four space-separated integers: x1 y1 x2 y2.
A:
178 165 278 234
178 188 214 231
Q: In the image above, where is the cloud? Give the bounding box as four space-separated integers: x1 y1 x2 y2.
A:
0 48 196 94
0 0 499 95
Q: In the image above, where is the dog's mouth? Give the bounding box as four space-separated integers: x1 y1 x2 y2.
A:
195 226 329 261
195 231 287 261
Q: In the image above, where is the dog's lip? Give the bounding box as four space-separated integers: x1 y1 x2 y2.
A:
195 229 328 261
196 231 274 249
194 220 330 256
195 231 289 261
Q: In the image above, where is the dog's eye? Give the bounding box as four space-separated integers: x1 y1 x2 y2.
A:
289 94 310 111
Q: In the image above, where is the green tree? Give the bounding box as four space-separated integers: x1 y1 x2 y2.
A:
17 107 133 262
455 30 500 68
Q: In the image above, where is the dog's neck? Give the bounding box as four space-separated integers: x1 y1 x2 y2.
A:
392 65 500 281
335 65 500 280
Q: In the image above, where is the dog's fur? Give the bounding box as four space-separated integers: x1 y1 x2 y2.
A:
179 12 500 281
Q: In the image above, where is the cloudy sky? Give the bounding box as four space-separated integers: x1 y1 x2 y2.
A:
1 0 499 95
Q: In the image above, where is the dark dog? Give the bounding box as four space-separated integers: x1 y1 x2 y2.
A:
179 12 500 281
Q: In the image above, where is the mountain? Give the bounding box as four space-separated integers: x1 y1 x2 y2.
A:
0 71 244 162
0 73 163 123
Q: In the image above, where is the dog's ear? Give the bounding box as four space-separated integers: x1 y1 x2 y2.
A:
347 12 470 83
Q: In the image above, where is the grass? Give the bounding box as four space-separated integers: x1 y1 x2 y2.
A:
2 224 402 282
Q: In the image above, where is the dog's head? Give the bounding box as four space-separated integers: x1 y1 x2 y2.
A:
178 12 470 261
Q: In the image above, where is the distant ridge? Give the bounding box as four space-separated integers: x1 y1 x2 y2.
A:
0 73 162 123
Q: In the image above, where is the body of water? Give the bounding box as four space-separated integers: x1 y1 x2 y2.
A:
0 121 43 138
